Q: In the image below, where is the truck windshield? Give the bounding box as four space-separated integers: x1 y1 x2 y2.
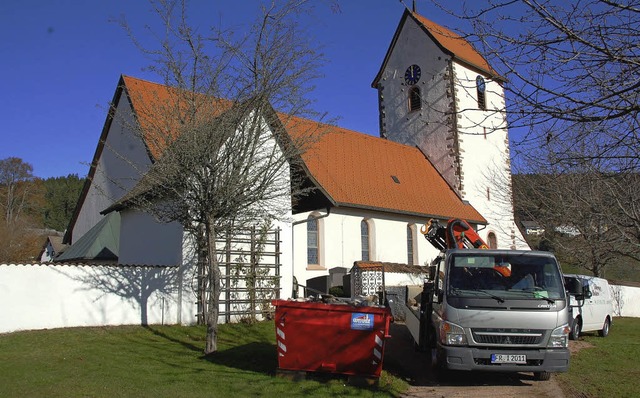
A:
448 253 565 300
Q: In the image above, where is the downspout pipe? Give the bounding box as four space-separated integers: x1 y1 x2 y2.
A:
291 207 331 298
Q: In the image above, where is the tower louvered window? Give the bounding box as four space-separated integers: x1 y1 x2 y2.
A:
408 86 422 112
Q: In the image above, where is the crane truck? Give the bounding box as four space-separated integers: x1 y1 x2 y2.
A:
403 219 581 381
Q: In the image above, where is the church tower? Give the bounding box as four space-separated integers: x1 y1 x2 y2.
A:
372 9 528 250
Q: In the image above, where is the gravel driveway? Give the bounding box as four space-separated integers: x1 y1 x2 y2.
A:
383 323 568 398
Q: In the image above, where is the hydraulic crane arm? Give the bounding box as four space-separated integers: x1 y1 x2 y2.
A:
420 218 489 250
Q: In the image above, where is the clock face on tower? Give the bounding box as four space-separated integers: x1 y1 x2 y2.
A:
404 64 421 85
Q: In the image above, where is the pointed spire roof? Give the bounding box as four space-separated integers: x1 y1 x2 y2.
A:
373 9 503 87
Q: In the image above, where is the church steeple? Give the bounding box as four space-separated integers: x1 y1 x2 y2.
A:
373 9 527 250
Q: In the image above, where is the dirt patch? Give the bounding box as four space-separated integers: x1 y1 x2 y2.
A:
569 339 593 355
383 323 570 398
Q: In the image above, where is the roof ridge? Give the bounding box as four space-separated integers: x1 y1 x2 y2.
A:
121 74 168 87
122 76 422 153
285 114 423 153
410 11 503 81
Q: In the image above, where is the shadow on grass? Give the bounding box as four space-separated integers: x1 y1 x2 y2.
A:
202 342 278 375
143 325 204 353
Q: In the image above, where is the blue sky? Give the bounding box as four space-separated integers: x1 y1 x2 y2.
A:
1 1 459 178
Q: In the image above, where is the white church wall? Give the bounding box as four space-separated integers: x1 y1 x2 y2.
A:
375 16 458 190
119 209 183 266
451 62 529 250
291 207 440 296
72 92 152 244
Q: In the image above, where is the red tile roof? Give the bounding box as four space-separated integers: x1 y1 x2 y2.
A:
122 75 232 160
411 12 501 80
283 115 485 222
120 75 485 223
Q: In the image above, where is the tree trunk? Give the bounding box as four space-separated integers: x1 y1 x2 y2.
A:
204 217 221 355
197 223 207 325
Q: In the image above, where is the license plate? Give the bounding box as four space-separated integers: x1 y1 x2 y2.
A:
491 354 526 364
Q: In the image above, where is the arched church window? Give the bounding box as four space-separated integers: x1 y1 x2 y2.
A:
307 217 319 265
361 220 370 261
407 225 415 265
476 75 486 110
487 232 498 249
408 86 422 112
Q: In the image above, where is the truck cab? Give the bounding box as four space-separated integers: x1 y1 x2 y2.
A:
408 249 571 380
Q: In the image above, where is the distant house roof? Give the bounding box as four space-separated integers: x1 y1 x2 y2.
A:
104 76 485 224
48 235 67 253
521 220 543 229
38 235 68 261
57 212 120 262
372 9 503 87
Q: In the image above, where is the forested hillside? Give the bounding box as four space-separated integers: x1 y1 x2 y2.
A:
0 157 84 262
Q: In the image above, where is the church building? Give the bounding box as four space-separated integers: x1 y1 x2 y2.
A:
58 8 526 304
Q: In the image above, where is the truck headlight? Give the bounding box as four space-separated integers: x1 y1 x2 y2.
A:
548 324 570 348
439 321 467 346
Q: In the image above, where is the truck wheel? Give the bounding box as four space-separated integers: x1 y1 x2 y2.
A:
534 371 551 381
570 318 581 340
598 318 610 337
431 348 451 382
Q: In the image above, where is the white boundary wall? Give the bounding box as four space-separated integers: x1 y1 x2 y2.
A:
611 284 640 317
0 263 197 334
1 262 638 334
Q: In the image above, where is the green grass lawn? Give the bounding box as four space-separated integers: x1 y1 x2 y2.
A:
557 317 640 397
3 318 638 397
0 322 407 397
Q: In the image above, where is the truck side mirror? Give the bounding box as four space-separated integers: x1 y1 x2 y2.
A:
565 278 581 294
565 278 584 301
583 286 592 299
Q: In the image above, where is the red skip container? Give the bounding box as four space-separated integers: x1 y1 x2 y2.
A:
271 299 392 378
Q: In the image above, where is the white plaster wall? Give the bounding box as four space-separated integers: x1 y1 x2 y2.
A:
611 284 640 317
119 209 183 266
452 62 529 250
0 263 197 334
290 207 440 296
176 112 295 301
72 93 152 243
375 15 527 251
1 262 637 334
376 17 458 189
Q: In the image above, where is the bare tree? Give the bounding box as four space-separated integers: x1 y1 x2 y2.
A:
430 0 640 171
513 146 640 276
429 0 640 275
111 0 330 354
0 157 36 224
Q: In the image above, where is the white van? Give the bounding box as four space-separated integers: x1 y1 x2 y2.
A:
564 274 614 340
